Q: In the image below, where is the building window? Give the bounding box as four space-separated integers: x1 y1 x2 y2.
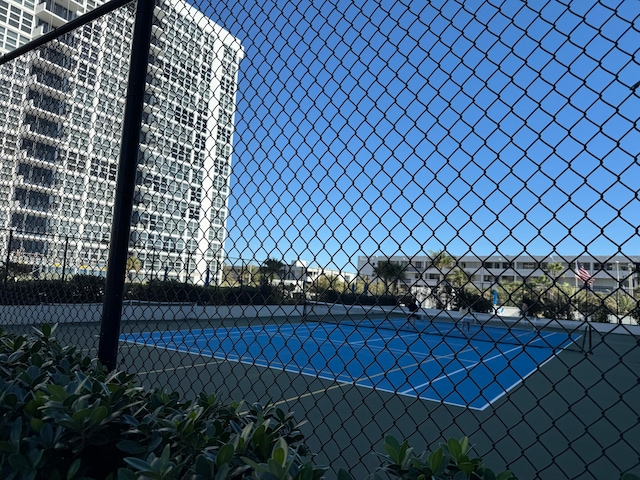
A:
517 262 537 270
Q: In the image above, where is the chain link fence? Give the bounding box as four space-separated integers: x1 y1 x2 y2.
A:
1 0 639 478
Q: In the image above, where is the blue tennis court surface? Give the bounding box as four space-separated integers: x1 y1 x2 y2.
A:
120 319 581 410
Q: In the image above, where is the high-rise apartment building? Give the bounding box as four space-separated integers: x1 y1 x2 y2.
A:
0 0 243 284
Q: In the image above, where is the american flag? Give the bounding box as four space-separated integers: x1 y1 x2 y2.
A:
576 265 594 286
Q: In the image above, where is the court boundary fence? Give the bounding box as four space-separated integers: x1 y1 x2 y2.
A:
0 1 639 478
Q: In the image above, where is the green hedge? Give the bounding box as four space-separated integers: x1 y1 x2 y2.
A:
0 277 407 308
0 278 286 306
0 325 325 480
0 275 106 305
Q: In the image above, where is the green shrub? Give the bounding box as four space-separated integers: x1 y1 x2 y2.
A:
452 290 494 314
0 275 105 305
360 435 518 480
0 325 325 479
540 294 575 321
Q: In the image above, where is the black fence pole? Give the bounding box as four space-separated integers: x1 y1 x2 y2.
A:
4 230 12 285
98 0 154 371
61 235 69 282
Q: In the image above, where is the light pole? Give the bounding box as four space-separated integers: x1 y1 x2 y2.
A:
616 261 620 319
150 240 161 282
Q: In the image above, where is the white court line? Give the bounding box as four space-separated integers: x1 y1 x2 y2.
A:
122 323 570 411
399 343 526 396
477 339 572 411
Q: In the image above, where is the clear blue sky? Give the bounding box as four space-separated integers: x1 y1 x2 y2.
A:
200 0 640 271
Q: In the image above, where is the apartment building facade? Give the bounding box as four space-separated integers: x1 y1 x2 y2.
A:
358 254 640 295
0 0 243 284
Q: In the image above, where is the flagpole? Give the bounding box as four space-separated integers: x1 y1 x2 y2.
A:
575 260 582 321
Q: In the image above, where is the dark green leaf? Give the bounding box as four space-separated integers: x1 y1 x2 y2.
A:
0 441 15 453
90 405 109 424
3 393 18 408
483 468 496 480
123 457 153 472
67 458 81 479
447 438 463 460
117 440 147 455
30 340 42 354
31 353 43 367
42 324 52 338
8 454 31 471
459 437 469 454
10 418 23 443
336 468 354 480
47 384 68 400
216 444 235 467
30 417 44 433
272 438 287 466
214 464 230 480
458 460 474 476
428 448 444 472
259 473 281 480
195 454 212 476
116 468 138 480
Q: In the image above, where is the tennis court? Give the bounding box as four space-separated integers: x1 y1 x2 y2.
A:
120 314 587 410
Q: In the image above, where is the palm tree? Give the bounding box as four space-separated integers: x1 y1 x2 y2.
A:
373 261 406 295
259 258 285 287
447 267 469 289
243 264 259 287
429 249 455 309
447 266 470 307
605 291 636 319
499 280 524 307
126 255 141 282
429 249 454 281
546 261 564 301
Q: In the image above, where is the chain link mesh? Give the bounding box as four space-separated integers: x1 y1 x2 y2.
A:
0 0 639 478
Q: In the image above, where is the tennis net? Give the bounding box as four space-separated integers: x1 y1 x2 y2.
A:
303 308 592 353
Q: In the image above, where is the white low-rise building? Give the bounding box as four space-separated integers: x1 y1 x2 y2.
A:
280 260 356 293
357 254 639 296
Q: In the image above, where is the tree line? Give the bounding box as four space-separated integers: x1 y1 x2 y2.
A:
367 250 640 322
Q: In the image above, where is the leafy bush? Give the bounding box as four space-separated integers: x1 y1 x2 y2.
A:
452 290 494 314
0 261 33 281
327 293 399 307
0 325 325 479
0 275 105 305
126 281 294 306
362 436 517 480
540 295 575 321
0 276 407 307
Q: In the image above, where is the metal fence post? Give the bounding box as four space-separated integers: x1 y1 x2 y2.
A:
98 0 154 371
61 236 69 282
4 229 12 285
